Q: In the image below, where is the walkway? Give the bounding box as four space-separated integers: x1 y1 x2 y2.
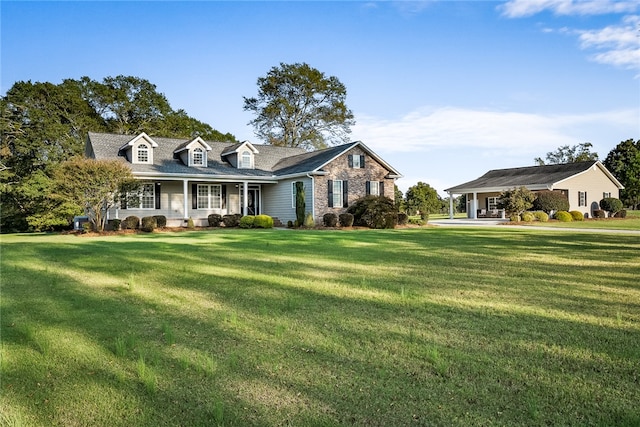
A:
429 218 640 235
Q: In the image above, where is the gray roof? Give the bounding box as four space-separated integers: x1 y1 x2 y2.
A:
445 161 620 193
86 133 401 180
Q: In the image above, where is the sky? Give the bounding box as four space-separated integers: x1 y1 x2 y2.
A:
2 0 639 195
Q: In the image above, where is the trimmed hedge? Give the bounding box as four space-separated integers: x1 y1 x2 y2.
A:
122 216 140 230
593 209 607 219
222 214 240 227
208 214 222 227
615 209 627 218
347 196 397 229
569 210 584 221
153 215 167 228
521 212 535 222
239 216 255 228
303 212 315 228
339 213 354 227
533 211 549 222
509 214 520 222
532 190 569 213
554 211 573 222
141 216 157 232
323 213 338 227
253 215 274 229
599 198 623 214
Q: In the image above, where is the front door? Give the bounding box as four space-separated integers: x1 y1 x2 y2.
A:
241 186 260 215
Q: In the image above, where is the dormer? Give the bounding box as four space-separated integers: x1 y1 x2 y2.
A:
221 141 259 169
173 137 212 167
119 132 158 164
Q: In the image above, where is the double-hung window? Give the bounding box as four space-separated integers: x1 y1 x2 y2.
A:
578 191 587 207
332 180 343 207
487 197 499 210
368 181 380 196
241 151 252 169
197 184 222 209
603 192 611 199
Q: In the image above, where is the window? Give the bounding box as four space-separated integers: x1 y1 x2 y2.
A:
197 184 222 209
578 191 587 207
603 192 611 199
333 180 343 207
192 148 205 166
368 181 379 196
140 184 155 209
487 197 499 210
137 143 149 163
241 151 252 168
349 154 364 168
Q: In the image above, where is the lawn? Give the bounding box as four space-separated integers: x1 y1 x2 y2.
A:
1 228 639 426
524 211 640 231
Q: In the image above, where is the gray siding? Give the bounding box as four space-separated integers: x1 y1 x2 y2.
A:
262 177 313 224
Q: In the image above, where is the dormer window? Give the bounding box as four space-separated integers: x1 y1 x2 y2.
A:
241 151 252 169
137 143 150 163
192 147 205 166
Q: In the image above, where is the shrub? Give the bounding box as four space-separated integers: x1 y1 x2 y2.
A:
222 214 240 227
408 217 426 226
111 219 122 231
383 213 398 229
141 216 157 232
208 214 222 227
253 215 274 229
533 211 549 222
323 213 338 227
554 211 573 222
153 215 167 228
569 210 584 221
239 215 255 228
122 216 140 230
509 214 520 222
593 209 607 219
599 198 623 215
339 213 354 227
532 190 570 213
347 196 397 229
397 212 408 225
187 217 195 229
614 209 627 218
521 211 535 222
287 220 294 228
303 212 315 228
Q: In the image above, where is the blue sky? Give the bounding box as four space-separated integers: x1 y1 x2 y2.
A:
2 0 638 195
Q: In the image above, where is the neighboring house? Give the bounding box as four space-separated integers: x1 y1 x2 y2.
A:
445 161 623 219
86 132 402 226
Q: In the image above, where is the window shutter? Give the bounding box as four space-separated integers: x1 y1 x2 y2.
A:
366 181 371 195
360 155 365 168
343 180 349 208
585 191 587 206
192 184 197 209
327 180 334 208
221 185 227 209
155 183 161 209
348 155 353 168
379 181 385 197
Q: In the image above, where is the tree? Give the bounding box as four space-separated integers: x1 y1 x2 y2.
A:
534 142 599 165
603 139 640 209
243 62 355 151
404 182 441 219
394 185 405 212
51 158 140 232
531 190 569 213
497 186 535 215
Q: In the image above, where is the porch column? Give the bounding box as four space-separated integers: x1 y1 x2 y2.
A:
183 179 189 219
448 192 454 219
243 181 249 216
472 192 478 219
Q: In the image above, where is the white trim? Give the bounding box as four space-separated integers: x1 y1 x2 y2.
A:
119 132 158 150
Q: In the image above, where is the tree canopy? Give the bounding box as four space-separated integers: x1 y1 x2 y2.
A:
404 182 442 219
603 138 640 209
534 142 599 165
1 76 236 232
243 62 355 151
497 186 535 216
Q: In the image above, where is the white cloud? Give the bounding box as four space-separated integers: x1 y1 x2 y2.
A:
500 0 639 18
578 15 640 70
352 106 638 154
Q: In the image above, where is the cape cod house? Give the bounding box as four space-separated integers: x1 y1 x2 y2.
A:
86 132 402 226
445 161 623 219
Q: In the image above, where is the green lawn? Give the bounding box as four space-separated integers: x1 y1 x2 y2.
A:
522 211 640 231
1 228 639 426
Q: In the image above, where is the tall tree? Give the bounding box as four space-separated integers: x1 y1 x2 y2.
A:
404 182 441 219
604 139 640 209
243 62 355 151
534 142 599 165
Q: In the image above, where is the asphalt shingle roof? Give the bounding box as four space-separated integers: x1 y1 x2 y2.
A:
446 161 599 193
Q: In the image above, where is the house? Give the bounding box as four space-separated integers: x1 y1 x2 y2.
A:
85 132 402 226
445 161 623 219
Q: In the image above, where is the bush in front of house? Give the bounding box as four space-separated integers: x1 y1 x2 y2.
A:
323 213 338 227
339 213 354 227
593 209 607 218
287 220 294 228
533 211 549 222
408 217 426 226
141 216 157 232
614 209 627 218
532 190 570 213
253 215 274 229
303 212 315 228
554 211 573 222
599 198 623 215
521 211 535 222
208 214 222 227
223 214 240 227
347 195 398 229
122 216 140 230
509 213 520 222
570 211 584 221
111 219 122 231
153 215 167 228
239 215 255 228
397 212 408 225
